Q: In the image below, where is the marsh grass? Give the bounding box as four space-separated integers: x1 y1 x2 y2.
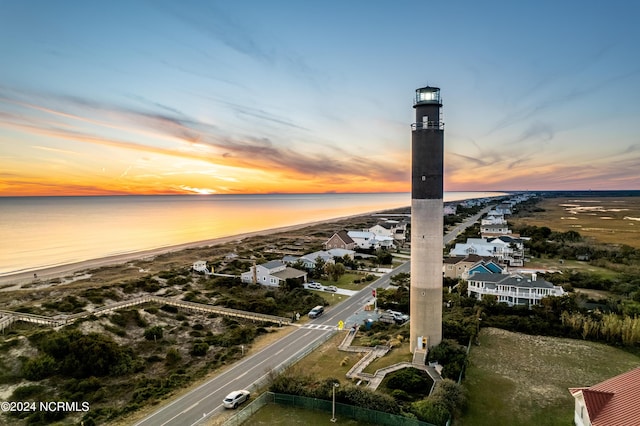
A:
511 197 640 248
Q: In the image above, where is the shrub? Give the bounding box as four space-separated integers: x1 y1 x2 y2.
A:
165 348 181 366
430 379 467 414
385 368 430 393
190 342 209 356
144 326 163 341
22 355 56 380
412 398 450 426
11 384 46 400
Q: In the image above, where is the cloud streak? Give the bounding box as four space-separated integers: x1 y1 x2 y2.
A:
0 89 409 194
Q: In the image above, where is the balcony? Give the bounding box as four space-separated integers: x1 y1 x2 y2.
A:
468 285 564 300
411 121 444 131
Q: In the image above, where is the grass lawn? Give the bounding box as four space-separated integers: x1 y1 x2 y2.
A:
287 332 356 382
525 257 620 279
362 342 412 374
317 273 375 291
248 402 373 425
457 327 640 426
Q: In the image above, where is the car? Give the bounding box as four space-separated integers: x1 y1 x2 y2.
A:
223 390 251 409
306 281 322 290
386 310 409 322
308 305 324 318
323 285 338 292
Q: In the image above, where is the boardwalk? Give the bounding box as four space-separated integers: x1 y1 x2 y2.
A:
0 295 291 333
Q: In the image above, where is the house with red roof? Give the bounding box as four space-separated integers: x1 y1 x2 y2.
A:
569 367 640 426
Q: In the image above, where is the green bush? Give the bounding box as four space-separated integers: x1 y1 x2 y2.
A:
144 326 163 341
165 348 182 366
411 398 450 426
28 330 137 378
11 384 46 400
22 355 56 380
385 368 431 393
190 342 209 356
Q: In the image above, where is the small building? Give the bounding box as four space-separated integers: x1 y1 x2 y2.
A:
569 367 640 426
240 260 307 286
192 260 210 274
466 272 565 307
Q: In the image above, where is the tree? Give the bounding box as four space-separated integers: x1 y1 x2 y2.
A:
282 277 303 292
390 272 410 287
325 262 346 282
375 249 393 265
313 257 326 279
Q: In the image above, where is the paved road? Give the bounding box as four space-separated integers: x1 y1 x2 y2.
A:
134 265 405 426
135 209 485 426
444 206 491 246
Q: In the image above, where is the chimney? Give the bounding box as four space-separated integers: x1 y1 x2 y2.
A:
532 273 537 281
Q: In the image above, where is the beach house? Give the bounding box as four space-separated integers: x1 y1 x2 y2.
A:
368 220 407 246
324 230 356 250
240 260 307 286
348 231 395 251
285 249 355 269
466 272 565 307
449 237 524 266
443 254 502 279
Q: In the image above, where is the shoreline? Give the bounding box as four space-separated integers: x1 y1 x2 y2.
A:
0 208 407 287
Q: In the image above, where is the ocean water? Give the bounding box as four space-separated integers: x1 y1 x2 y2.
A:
0 192 506 276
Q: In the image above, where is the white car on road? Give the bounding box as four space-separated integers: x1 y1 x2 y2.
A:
223 390 250 409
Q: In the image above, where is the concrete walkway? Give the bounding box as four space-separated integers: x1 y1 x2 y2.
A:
337 327 443 392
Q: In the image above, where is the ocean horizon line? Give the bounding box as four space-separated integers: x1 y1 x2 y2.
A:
0 190 515 199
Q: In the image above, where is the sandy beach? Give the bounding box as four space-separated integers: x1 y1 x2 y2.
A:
0 209 402 288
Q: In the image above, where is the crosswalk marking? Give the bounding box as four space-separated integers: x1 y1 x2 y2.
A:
302 324 337 331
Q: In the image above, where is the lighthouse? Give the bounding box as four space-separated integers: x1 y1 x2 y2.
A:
410 86 444 353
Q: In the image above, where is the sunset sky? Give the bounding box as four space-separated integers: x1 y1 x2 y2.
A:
1 1 639 196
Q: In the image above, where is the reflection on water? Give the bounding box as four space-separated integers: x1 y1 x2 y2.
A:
0 192 506 275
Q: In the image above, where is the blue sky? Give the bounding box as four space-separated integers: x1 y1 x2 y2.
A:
1 0 639 195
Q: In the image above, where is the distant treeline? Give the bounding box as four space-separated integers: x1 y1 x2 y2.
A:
513 224 640 267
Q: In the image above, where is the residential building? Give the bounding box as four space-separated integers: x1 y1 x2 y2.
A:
324 230 356 250
449 237 524 266
443 205 457 215
466 272 565 307
286 249 355 269
443 254 502 279
481 212 506 226
369 220 407 245
493 203 512 215
240 260 307 286
348 230 395 250
480 223 512 238
569 367 640 426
